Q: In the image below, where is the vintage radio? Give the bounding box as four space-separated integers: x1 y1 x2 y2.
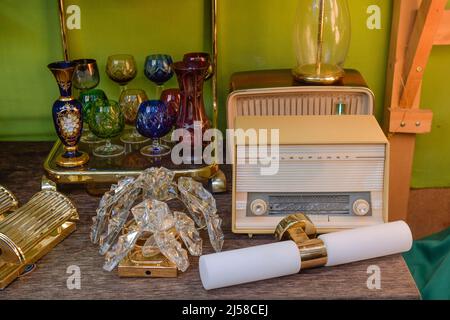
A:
231 115 389 235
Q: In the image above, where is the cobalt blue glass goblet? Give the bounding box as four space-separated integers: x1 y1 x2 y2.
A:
144 54 174 98
136 100 173 157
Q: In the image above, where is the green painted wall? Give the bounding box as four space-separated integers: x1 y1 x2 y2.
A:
0 0 61 140
0 0 448 188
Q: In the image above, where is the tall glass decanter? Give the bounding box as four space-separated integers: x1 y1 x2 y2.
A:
293 0 351 84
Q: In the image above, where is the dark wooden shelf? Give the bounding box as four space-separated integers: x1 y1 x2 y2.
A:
230 68 368 92
0 142 420 300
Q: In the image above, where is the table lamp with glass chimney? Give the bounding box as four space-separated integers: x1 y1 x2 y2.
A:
293 0 351 84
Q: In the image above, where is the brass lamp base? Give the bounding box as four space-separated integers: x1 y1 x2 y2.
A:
275 214 328 270
292 63 345 85
56 150 89 168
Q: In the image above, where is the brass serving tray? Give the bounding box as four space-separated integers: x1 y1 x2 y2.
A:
44 139 220 186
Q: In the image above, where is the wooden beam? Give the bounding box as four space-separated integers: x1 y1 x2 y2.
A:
399 0 447 108
384 0 448 222
383 0 421 132
387 134 417 220
434 10 450 45
383 0 421 222
388 108 433 134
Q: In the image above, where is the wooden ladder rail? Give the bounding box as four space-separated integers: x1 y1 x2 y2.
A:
383 0 449 222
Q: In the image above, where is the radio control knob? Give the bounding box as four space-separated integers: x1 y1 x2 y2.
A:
250 199 268 216
353 199 371 216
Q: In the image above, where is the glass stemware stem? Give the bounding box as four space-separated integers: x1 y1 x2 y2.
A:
156 85 164 100
152 139 159 149
105 139 112 151
120 85 128 95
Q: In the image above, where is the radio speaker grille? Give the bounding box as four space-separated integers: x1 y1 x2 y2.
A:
227 87 374 129
236 145 386 193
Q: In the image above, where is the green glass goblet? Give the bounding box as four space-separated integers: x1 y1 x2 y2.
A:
79 89 108 144
89 99 125 158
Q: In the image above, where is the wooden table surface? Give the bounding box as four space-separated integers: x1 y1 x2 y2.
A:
0 142 421 300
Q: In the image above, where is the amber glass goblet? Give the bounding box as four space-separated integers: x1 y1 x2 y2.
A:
106 54 137 94
89 99 125 158
73 59 100 91
119 89 150 144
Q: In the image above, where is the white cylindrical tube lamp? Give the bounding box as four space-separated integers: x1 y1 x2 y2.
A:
199 221 413 290
199 241 301 291
319 221 413 267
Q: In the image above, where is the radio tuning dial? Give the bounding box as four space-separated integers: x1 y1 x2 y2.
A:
353 199 371 216
250 199 268 216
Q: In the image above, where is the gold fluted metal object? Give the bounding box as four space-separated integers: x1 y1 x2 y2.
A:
0 190 79 289
0 186 18 219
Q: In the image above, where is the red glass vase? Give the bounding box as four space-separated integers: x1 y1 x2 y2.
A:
173 60 211 145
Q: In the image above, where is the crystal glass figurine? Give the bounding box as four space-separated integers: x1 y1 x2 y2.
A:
178 177 224 252
174 211 202 256
91 167 224 273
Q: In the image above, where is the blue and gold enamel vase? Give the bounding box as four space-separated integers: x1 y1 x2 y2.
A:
48 61 89 167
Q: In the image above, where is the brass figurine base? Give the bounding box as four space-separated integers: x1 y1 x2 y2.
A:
56 151 89 168
292 63 344 85
118 251 178 278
